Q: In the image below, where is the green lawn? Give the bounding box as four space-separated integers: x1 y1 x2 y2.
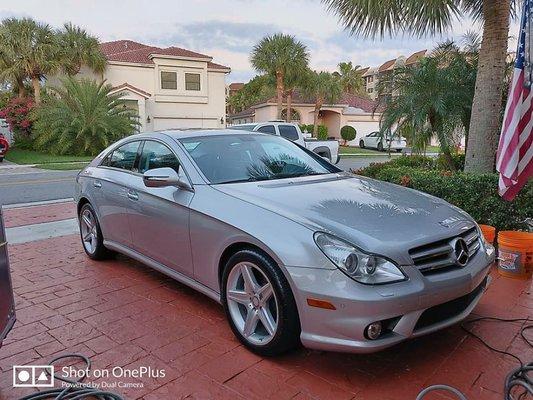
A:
35 162 89 171
5 148 93 165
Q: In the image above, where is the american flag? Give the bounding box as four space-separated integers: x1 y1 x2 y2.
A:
496 0 533 201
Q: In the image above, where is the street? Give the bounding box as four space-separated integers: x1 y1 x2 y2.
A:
0 155 396 206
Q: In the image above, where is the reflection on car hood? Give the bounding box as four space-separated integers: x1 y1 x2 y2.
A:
214 173 474 256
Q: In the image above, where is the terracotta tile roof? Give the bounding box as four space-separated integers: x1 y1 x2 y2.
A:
406 49 427 65
229 106 255 119
260 90 379 113
99 40 230 70
229 82 245 90
110 83 151 98
358 67 369 76
378 59 396 72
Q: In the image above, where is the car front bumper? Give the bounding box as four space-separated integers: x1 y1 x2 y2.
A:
285 248 494 353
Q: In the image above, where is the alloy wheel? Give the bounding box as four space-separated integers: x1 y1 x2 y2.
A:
226 262 279 345
80 209 98 255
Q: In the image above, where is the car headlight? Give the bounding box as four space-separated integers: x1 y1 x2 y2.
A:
314 232 407 285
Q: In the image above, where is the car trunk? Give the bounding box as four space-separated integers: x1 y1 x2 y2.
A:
0 207 15 347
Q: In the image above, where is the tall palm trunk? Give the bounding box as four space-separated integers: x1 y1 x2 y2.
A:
286 90 293 122
464 0 511 173
31 76 41 104
312 99 322 137
276 71 284 120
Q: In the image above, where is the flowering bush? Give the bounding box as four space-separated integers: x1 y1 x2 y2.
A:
0 97 35 149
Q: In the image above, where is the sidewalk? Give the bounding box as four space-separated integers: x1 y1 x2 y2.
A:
0 202 531 400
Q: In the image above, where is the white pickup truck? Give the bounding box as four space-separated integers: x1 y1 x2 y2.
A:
231 122 340 164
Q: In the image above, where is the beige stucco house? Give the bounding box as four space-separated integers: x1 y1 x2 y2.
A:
78 40 230 132
228 92 382 146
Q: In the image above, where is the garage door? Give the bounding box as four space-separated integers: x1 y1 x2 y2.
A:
153 118 219 131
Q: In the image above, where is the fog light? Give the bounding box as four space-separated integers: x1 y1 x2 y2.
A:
365 322 382 340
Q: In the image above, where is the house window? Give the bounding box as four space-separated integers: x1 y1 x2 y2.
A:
161 71 177 90
185 73 201 91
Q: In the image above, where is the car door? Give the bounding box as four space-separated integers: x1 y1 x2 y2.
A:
92 140 142 248
126 139 194 276
366 132 379 148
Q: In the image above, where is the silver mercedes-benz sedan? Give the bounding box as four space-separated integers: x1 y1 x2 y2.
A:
75 130 495 356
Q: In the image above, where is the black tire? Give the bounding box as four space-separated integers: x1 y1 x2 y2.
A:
221 248 301 356
377 141 384 151
78 203 112 260
359 140 365 149
0 156 3 162
396 148 403 153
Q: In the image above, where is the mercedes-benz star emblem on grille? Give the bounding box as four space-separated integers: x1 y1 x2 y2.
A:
451 238 469 267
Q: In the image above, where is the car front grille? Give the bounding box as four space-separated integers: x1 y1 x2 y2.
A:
414 277 488 331
409 227 481 275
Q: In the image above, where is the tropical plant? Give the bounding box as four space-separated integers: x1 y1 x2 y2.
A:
0 18 60 103
334 62 365 95
32 78 139 155
323 0 515 173
376 41 477 169
227 75 275 114
302 71 343 137
57 22 106 76
250 34 309 119
340 125 357 145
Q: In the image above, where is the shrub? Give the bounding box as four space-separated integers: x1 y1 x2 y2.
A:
362 166 532 231
340 125 356 144
0 97 35 147
33 78 139 155
436 153 465 170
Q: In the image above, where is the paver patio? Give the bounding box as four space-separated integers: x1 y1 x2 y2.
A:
0 202 531 400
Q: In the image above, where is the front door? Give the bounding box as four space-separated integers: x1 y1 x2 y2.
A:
126 140 194 276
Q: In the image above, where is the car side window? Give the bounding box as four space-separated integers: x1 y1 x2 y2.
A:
106 141 141 171
278 125 299 141
138 140 180 174
257 125 276 135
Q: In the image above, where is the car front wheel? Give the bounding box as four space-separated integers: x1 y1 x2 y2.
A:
79 203 111 260
222 249 300 356
377 142 384 151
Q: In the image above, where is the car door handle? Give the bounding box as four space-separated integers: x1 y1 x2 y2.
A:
127 191 139 201
93 181 102 188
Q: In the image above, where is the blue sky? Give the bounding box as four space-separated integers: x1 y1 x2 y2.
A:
0 0 521 83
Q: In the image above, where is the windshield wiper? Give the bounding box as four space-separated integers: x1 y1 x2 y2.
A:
218 176 272 184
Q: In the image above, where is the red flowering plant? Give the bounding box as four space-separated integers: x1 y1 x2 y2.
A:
0 97 35 137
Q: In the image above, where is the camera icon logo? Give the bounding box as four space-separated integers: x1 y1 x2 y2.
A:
13 365 54 388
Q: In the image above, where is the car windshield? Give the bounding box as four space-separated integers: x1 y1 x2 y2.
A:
179 134 339 184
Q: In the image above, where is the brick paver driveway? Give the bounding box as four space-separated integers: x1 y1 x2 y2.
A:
0 202 531 400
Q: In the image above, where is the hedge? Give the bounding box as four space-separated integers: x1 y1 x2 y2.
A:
340 125 356 143
300 124 328 140
356 164 532 231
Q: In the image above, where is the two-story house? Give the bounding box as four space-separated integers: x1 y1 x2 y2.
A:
78 40 230 132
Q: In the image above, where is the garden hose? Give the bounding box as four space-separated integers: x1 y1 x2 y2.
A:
417 316 532 400
16 354 123 400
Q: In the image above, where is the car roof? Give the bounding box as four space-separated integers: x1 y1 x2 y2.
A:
146 129 263 140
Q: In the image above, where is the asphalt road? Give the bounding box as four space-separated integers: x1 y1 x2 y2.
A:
0 155 397 206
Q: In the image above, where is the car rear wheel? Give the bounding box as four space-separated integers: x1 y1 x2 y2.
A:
79 203 111 260
222 249 300 356
359 140 365 148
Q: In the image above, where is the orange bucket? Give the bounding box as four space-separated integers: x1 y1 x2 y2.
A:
479 224 496 244
497 231 533 280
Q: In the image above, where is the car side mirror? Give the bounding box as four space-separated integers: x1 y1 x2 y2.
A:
143 167 192 191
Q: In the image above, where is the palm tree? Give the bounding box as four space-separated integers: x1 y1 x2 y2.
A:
33 78 139 155
58 23 107 76
377 45 477 169
0 18 60 104
335 61 365 95
323 0 514 173
250 34 309 119
302 71 343 137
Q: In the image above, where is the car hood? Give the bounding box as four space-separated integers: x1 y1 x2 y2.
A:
213 173 475 262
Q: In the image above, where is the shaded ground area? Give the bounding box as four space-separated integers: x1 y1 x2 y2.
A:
0 203 531 400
